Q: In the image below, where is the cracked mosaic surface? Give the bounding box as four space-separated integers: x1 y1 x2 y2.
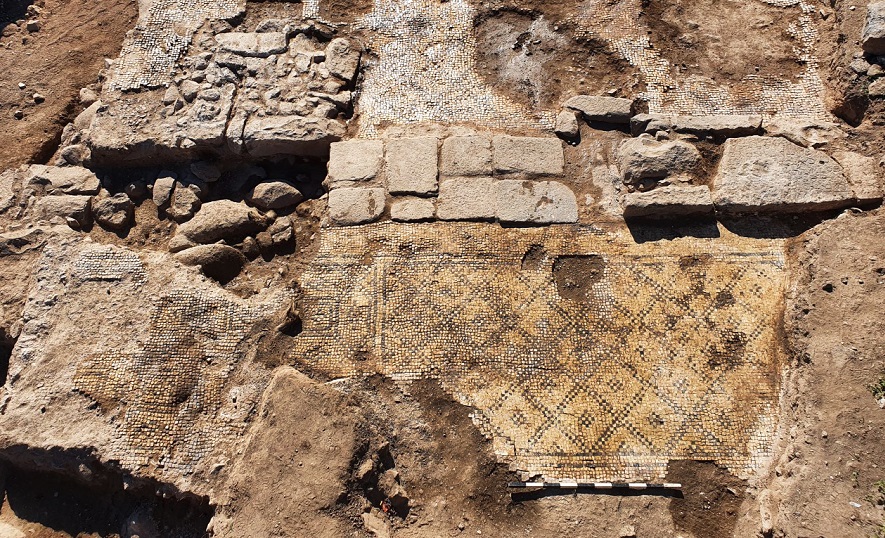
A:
293 223 785 481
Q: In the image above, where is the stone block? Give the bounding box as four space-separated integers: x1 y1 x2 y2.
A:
712 136 853 214
176 200 266 244
863 2 885 55
617 138 701 184
327 140 384 184
631 114 763 137
832 151 884 204
869 78 885 99
93 193 134 231
563 95 633 124
386 137 438 195
328 187 385 225
554 110 580 138
325 38 361 81
495 180 578 224
248 181 304 210
35 195 91 228
241 115 345 158
215 32 288 57
493 136 564 176
436 177 496 221
440 136 492 176
391 197 435 222
622 185 714 219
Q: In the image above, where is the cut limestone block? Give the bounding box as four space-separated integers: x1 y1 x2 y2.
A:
436 177 496 221
622 185 714 219
440 136 492 177
495 180 578 224
386 137 438 195
493 136 564 176
328 187 385 225
327 140 384 184
563 95 633 124
712 136 853 214
391 197 435 222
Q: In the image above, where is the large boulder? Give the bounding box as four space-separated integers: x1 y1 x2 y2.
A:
495 180 578 224
175 244 247 282
26 165 100 195
712 136 853 214
93 193 134 231
617 137 701 185
622 185 714 219
175 200 267 243
328 187 385 225
563 95 633 124
863 2 885 55
248 181 304 210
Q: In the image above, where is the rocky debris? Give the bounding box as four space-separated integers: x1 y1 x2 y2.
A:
361 511 391 538
495 180 578 224
328 187 385 225
712 136 853 214
86 23 357 165
618 524 638 538
440 135 492 177
34 195 91 229
631 114 763 138
152 173 176 208
326 140 384 184
617 137 701 188
248 181 304 210
175 200 267 243
493 136 564 176
167 183 202 222
563 95 633 124
622 185 714 219
390 197 435 222
125 181 148 200
267 216 294 246
25 165 100 195
215 32 287 58
386 137 439 195
436 177 496 221
92 193 134 231
377 469 410 514
832 151 884 204
174 244 247 282
762 119 846 148
863 2 885 55
554 109 580 139
325 38 361 81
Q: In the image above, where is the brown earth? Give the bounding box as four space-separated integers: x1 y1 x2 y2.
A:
0 0 137 171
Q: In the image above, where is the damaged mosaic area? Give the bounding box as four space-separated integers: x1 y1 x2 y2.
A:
110 0 244 90
74 288 282 475
354 0 550 137
293 223 785 481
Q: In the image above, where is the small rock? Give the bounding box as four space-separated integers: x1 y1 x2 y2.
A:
25 19 39 32
152 174 176 208
175 200 267 243
618 524 637 538
190 161 222 182
18 82 25 90
361 511 391 538
248 181 304 210
93 193 134 231
32 92 44 104
554 109 580 139
13 110 23 120
59 144 90 166
850 57 872 74
179 80 200 103
325 37 361 81
869 64 885 77
862 2 885 55
174 244 247 282
869 77 885 98
125 181 148 200
167 184 202 222
79 87 99 106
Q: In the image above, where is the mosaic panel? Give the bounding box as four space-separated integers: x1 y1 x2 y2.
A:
293 223 785 481
109 0 243 90
72 246 148 284
74 289 278 475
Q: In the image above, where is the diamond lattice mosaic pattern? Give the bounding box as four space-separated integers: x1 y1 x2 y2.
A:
293 223 785 481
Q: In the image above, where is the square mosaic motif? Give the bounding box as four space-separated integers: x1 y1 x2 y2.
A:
293 223 785 481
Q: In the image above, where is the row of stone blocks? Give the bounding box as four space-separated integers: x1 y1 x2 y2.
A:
325 134 578 226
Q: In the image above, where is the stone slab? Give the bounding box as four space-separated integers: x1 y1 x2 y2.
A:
215 32 288 58
390 197 435 222
440 136 492 177
436 177 496 221
495 180 578 224
386 137 439 195
328 187 385 225
563 95 633 124
493 136 564 176
327 140 384 184
622 185 714 219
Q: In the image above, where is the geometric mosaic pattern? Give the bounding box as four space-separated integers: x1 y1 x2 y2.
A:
293 223 785 481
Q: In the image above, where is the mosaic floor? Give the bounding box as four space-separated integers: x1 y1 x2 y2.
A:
293 223 785 481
